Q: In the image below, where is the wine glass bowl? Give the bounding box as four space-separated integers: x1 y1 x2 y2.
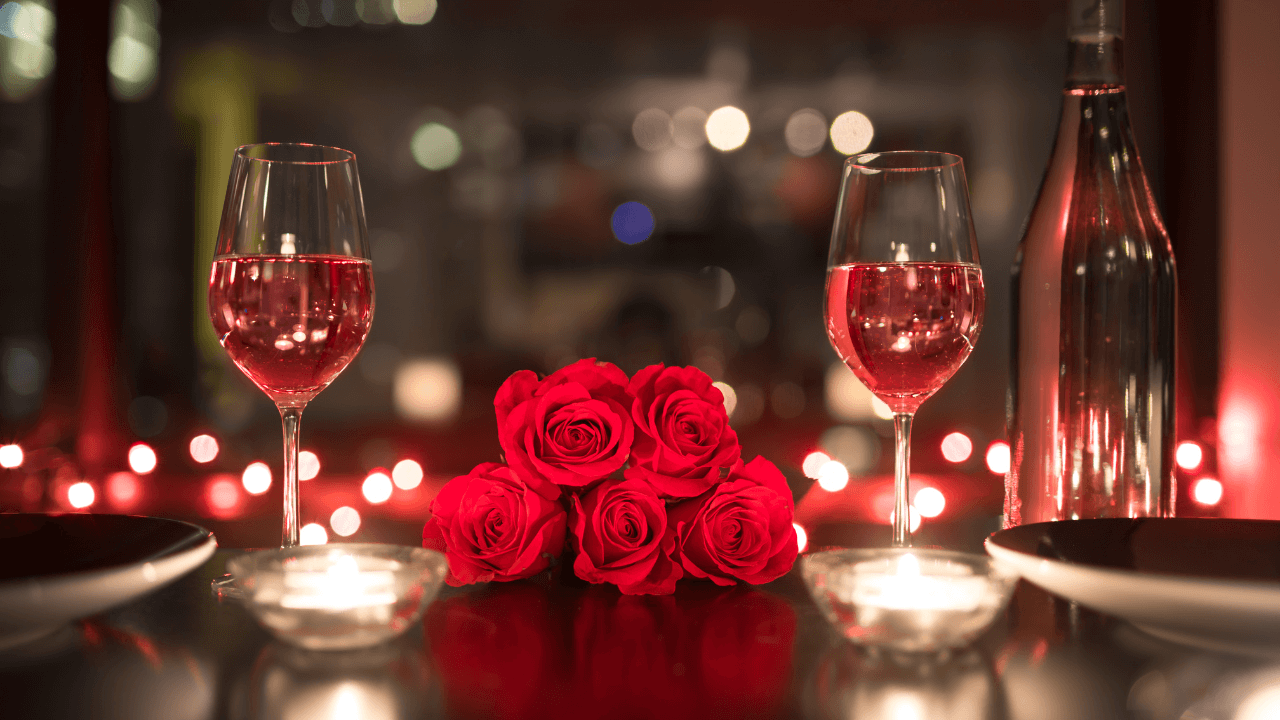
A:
208 255 373 408
825 151 983 547
208 143 374 547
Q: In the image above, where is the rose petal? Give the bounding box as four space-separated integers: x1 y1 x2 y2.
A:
670 457 796 586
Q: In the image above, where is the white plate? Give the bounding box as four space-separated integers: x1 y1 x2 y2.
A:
0 513 217 649
986 518 1280 653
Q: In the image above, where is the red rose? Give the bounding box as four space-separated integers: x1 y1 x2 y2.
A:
422 462 567 586
669 457 798 586
495 358 634 494
571 476 682 595
627 364 741 498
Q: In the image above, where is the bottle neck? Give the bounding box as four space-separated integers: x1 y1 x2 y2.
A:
1065 0 1124 88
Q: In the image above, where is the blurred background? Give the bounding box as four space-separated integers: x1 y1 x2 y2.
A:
0 0 1259 549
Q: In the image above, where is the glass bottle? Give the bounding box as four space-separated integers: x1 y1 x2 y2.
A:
1005 0 1177 526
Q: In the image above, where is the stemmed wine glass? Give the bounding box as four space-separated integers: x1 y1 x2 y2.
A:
208 143 375 547
824 151 983 547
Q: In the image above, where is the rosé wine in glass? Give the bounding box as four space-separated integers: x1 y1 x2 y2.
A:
209 254 373 407
825 261 983 414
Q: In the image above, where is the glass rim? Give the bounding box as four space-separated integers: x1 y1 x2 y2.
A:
846 150 963 172
234 142 357 166
226 543 446 579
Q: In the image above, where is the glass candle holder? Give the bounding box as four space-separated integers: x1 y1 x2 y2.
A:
802 548 1017 653
226 544 448 651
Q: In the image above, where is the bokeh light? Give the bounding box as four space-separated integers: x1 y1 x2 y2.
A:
189 434 219 463
330 506 361 537
299 523 328 546
242 462 272 495
1193 477 1223 505
784 108 828 157
610 201 655 245
108 0 160 101
67 481 95 509
824 363 893 422
913 487 946 518
0 443 22 468
1234 681 1280 720
1176 441 1204 471
705 266 735 309
411 122 462 171
392 459 423 490
393 0 437 24
299 450 321 481
816 460 850 493
128 443 157 474
0 0 56 101
632 108 673 152
794 523 808 553
711 381 737 418
940 432 973 463
986 441 1011 475
671 106 708 148
362 471 393 504
105 472 140 508
889 507 923 533
830 110 874 155
206 475 241 515
705 106 750 151
393 357 463 423
819 425 880 477
651 147 707 191
802 451 830 479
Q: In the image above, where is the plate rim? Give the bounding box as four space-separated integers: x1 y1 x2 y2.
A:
0 512 217 588
988 515 1280 589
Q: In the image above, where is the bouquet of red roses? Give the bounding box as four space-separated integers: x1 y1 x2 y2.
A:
422 359 799 595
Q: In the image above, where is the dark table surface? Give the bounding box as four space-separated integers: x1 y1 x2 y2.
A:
0 548 1276 720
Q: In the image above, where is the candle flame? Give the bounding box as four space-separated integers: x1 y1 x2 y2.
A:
898 553 921 576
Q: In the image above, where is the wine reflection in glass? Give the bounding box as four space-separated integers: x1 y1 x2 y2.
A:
824 151 983 547
208 143 374 548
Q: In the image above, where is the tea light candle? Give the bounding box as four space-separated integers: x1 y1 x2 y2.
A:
226 544 448 651
803 547 1017 653
851 553 988 612
278 553 398 611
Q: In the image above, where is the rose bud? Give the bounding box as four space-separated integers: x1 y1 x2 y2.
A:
627 364 741 498
422 462 567 586
495 358 634 495
571 476 682 595
670 457 798 586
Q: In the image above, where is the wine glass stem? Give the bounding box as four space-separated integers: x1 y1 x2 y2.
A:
279 405 305 548
892 412 914 547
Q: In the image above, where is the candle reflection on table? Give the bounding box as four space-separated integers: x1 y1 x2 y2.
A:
806 642 1003 720
240 640 434 720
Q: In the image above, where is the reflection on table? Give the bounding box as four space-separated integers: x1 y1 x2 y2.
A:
4 551 1280 720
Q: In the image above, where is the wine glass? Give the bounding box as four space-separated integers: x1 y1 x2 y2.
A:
824 151 983 547
208 143 374 547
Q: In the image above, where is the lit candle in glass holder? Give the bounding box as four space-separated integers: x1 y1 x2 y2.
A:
226 544 448 651
803 548 1017 653
852 553 988 612
279 553 398 611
